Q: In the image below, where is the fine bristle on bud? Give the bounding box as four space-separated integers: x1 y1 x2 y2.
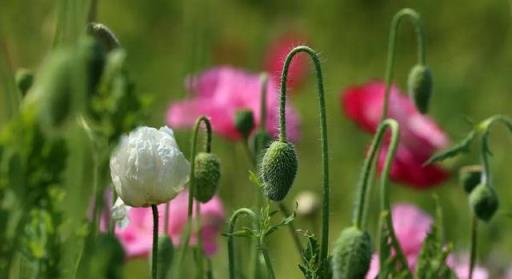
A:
469 183 499 222
332 226 372 279
261 141 298 201
87 22 121 52
194 152 221 203
408 64 433 114
459 165 482 194
234 109 255 138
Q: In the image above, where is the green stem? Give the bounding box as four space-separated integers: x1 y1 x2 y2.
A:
195 202 205 278
279 45 330 261
376 119 410 272
277 203 303 253
381 8 426 122
151 205 159 279
259 241 276 279
227 208 258 279
175 116 213 276
468 215 478 279
88 0 98 22
163 202 170 234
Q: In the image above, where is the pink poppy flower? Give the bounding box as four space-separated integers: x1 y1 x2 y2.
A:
114 190 225 258
342 80 449 188
365 203 488 278
167 66 300 141
264 32 309 89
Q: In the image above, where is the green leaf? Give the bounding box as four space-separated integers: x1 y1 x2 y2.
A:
425 131 476 165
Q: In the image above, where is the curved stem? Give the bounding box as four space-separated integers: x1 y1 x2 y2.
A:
176 116 213 275
227 208 259 279
381 8 426 122
479 115 512 186
279 45 330 261
259 73 268 132
151 205 159 279
377 119 410 272
468 215 478 279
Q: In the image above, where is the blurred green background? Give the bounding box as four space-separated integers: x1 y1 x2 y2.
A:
2 0 512 277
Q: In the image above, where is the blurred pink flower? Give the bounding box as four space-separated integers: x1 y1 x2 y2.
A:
365 203 488 278
264 32 309 90
342 80 450 188
167 66 300 141
114 190 225 258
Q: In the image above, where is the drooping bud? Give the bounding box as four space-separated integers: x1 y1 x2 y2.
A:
234 109 255 138
15 68 34 96
459 165 482 194
90 233 125 279
251 130 273 158
193 152 221 203
261 141 298 201
332 226 372 279
469 183 499 222
295 190 320 218
87 22 121 52
78 37 106 95
408 64 432 114
150 235 174 279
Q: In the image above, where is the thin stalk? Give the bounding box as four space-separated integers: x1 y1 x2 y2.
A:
151 205 159 279
259 242 276 279
175 116 212 276
227 208 258 279
88 0 98 22
163 202 170 234
259 73 268 132
279 45 330 261
381 8 426 122
376 119 410 272
468 215 478 279
195 202 205 278
277 203 303 253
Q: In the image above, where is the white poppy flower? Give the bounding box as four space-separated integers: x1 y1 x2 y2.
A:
111 197 131 228
110 126 190 207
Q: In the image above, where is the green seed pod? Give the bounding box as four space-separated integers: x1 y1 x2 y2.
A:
78 37 106 95
87 22 121 52
251 130 273 158
234 109 255 138
150 235 174 279
90 233 125 279
194 152 221 203
332 226 372 279
408 64 432 114
459 165 482 194
15 68 34 96
261 141 298 201
469 183 499 222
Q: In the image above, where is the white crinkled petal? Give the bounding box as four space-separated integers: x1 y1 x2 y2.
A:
111 198 131 228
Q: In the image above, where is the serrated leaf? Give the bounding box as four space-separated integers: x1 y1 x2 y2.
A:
425 131 476 165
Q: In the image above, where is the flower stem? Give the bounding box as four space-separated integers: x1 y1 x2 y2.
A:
151 204 159 279
163 202 170 234
277 203 303 253
381 8 426 122
279 45 330 262
259 73 268 132
195 202 205 277
259 241 276 279
227 208 258 279
376 119 410 272
468 215 478 279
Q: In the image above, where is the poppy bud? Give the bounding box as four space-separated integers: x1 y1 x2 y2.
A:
469 183 499 222
87 22 121 52
91 233 124 279
234 109 255 138
150 235 174 279
459 165 482 194
332 226 372 279
408 64 432 114
15 68 34 96
251 130 273 158
78 37 106 95
194 152 221 203
261 141 298 201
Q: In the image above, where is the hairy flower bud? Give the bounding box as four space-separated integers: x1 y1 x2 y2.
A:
459 165 482 194
15 68 34 96
251 130 273 158
234 109 255 138
469 183 499 222
193 152 221 203
408 64 432 114
332 226 372 279
87 22 121 52
110 126 190 207
261 141 298 201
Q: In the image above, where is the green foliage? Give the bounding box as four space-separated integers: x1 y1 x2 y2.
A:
299 233 332 279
